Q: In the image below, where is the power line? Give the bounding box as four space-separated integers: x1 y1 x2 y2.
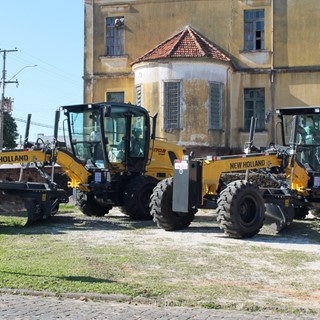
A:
14 117 63 131
9 50 82 87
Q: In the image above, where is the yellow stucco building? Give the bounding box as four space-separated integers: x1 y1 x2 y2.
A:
84 0 320 153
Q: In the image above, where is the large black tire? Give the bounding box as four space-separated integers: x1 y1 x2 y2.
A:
25 198 61 225
50 198 60 216
25 200 44 225
121 175 159 220
294 205 309 220
150 177 196 231
216 180 265 238
76 191 111 217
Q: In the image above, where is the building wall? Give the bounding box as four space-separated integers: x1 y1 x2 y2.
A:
133 60 230 146
84 0 272 102
84 0 320 151
229 72 272 148
275 72 320 107
273 0 320 68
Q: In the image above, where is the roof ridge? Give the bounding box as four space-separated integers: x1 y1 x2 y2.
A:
188 26 227 59
187 26 207 56
168 29 187 56
137 27 185 60
201 36 220 55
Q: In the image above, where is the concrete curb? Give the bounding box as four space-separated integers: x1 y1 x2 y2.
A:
0 288 155 304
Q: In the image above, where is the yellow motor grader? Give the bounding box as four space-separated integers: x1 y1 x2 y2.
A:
0 102 185 224
150 107 320 238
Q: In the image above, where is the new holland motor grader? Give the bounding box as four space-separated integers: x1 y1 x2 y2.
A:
150 106 320 238
0 102 185 224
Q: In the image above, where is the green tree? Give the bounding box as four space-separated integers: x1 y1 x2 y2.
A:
3 112 18 149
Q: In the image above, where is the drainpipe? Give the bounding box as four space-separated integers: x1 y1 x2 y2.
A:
270 70 275 143
226 66 231 149
91 0 95 103
270 0 275 143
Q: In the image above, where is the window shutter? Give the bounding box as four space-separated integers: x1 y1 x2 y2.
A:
244 88 265 131
164 82 181 129
209 82 223 130
135 85 142 106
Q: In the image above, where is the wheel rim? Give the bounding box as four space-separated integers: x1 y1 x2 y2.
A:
239 195 259 227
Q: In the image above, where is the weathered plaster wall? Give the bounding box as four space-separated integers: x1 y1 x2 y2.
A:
133 60 229 147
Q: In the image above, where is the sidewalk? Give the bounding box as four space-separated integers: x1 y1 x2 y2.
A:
0 293 318 320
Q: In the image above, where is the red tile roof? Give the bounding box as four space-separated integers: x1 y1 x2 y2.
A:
132 26 231 65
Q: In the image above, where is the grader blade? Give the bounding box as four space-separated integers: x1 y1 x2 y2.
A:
264 203 295 232
0 181 68 226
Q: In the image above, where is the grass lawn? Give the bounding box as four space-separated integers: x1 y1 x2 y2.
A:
0 206 319 316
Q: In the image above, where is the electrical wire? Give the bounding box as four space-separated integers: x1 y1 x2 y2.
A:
14 117 63 131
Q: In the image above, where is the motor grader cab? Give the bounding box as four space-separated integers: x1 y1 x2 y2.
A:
0 102 185 224
64 102 150 174
150 106 320 238
277 107 320 213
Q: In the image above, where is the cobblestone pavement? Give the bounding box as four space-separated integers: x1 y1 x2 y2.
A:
0 293 318 320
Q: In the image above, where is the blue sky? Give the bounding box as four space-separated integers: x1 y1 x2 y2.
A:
0 1 84 142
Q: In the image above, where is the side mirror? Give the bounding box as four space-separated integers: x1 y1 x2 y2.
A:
54 110 60 140
151 112 158 140
104 105 111 117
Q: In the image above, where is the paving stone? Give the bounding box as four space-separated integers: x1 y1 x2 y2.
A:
0 294 318 320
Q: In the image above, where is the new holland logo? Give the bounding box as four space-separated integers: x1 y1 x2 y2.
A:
0 155 29 163
230 159 266 170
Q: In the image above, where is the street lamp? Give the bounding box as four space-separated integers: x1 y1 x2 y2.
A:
0 64 37 149
8 64 37 82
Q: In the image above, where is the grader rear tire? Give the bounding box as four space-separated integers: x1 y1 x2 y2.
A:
217 180 265 238
150 177 196 231
121 175 158 220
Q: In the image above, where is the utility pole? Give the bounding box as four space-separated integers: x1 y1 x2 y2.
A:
0 49 18 150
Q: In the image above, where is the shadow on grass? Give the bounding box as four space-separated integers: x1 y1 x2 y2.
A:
252 218 320 245
0 210 156 235
1 270 114 285
183 213 223 234
208 218 320 245
183 212 320 245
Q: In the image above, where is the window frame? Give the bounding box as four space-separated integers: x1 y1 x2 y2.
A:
208 82 224 130
163 81 182 130
243 88 265 131
106 16 125 56
244 9 265 51
106 91 125 103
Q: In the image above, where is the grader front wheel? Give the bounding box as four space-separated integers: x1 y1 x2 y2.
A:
76 191 111 217
217 180 265 238
150 177 196 231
